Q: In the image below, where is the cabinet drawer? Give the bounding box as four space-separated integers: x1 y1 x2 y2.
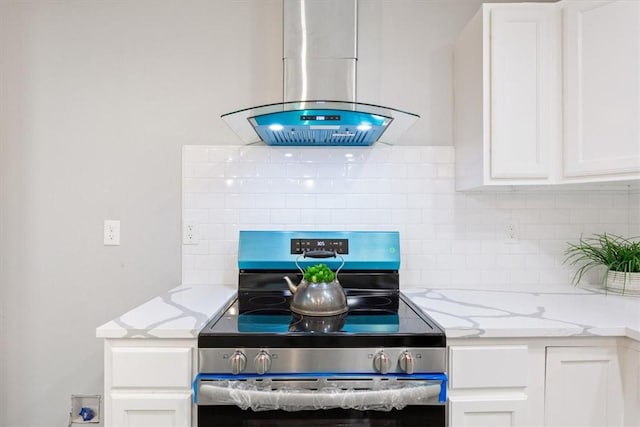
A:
450 345 528 389
111 347 192 388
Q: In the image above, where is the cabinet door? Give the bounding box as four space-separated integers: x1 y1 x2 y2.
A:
449 396 527 427
563 0 640 178
489 6 560 180
110 392 191 427
545 346 623 427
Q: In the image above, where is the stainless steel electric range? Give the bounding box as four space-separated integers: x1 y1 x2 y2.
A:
195 231 447 426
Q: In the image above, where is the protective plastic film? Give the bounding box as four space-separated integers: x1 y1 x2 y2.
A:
196 376 445 412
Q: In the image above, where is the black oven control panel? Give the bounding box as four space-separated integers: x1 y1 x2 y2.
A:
290 238 349 255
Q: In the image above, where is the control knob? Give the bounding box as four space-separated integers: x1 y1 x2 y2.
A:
254 350 272 375
230 350 247 375
373 350 391 374
398 350 415 374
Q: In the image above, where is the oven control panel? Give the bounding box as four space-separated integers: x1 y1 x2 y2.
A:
290 238 349 255
200 347 446 375
238 231 400 270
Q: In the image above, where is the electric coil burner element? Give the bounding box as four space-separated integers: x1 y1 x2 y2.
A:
195 231 447 426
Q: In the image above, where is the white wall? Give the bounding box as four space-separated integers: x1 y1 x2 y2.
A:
0 1 282 426
182 145 636 288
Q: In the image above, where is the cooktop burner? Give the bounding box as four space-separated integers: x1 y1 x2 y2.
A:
198 292 445 348
238 289 399 313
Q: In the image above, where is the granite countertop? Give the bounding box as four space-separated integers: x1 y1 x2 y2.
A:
96 283 640 342
404 285 640 341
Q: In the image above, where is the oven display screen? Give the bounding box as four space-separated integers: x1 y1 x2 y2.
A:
290 239 349 254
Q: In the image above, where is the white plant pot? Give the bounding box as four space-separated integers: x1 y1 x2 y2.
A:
605 271 640 295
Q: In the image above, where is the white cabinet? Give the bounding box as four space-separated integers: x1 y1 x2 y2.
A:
620 344 640 424
448 345 530 426
110 392 192 427
447 338 638 427
449 397 527 427
454 0 640 190
104 339 196 427
544 346 624 426
454 3 561 190
563 0 640 181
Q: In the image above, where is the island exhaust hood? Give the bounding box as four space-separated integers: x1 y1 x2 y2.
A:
221 0 419 146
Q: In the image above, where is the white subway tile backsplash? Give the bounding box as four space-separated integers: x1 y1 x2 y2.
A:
407 163 437 179
436 164 455 178
379 163 408 179
239 209 267 225
224 193 255 209
425 147 455 163
286 163 318 178
300 209 332 225
569 209 599 224
345 194 378 208
193 162 226 178
192 193 225 209
522 224 556 240
183 145 635 289
183 269 212 285
199 223 227 240
392 208 422 225
509 269 540 285
630 192 640 236
254 194 285 209
183 209 209 224
183 178 211 194
208 208 240 224
285 194 317 209
209 178 239 193
378 194 408 209
270 209 301 225
555 194 585 209
270 178 303 194
598 208 630 224
224 162 257 178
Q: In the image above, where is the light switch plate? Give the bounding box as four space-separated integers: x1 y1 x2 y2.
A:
104 220 120 245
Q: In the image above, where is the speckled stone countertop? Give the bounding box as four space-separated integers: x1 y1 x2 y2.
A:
96 283 640 342
403 285 640 341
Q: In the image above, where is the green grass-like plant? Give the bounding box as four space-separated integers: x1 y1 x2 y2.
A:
564 233 640 286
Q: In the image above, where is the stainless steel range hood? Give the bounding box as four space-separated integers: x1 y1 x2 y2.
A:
221 0 419 147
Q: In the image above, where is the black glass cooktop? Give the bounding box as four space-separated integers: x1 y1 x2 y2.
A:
198 292 446 348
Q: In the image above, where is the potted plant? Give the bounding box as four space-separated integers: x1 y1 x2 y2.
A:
564 233 640 294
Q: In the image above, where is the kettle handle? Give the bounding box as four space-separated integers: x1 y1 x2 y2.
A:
303 250 337 259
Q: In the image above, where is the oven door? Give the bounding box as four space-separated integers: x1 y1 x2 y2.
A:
194 373 447 427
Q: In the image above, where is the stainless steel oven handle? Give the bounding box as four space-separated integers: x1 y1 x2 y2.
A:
198 383 441 410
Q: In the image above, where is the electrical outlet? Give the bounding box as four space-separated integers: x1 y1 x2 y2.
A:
183 223 199 245
104 220 120 246
505 222 519 243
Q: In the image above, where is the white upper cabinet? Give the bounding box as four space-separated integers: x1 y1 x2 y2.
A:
563 0 640 181
454 4 561 191
490 7 560 181
454 0 640 190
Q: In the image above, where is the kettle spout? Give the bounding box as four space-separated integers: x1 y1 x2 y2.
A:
284 276 297 294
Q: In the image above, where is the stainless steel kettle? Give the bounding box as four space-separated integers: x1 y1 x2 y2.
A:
283 250 348 317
